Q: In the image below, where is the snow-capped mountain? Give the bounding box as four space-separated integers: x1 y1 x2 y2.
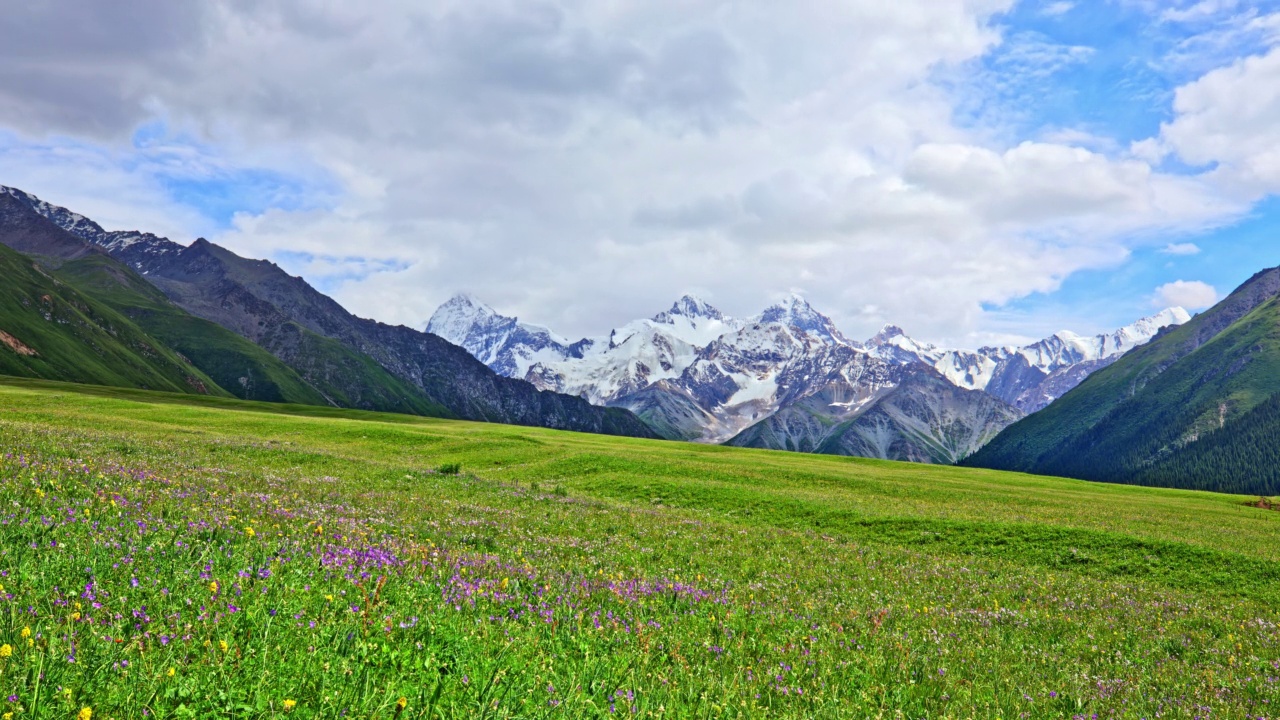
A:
867 307 1192 411
430 292 1191 462
426 294 583 378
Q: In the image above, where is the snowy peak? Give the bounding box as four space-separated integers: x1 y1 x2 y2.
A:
2 185 185 269
426 293 504 346
654 294 725 323
1 185 108 240
870 324 908 343
1020 307 1191 370
755 293 850 346
866 324 940 365
1110 307 1190 349
425 294 576 377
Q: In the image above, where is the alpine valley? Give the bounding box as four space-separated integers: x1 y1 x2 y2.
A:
0 185 656 439
427 293 1190 462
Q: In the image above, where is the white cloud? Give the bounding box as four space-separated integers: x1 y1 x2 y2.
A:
1156 36 1280 197
1042 2 1076 17
0 0 1269 347
1160 242 1202 255
1161 0 1239 24
1154 280 1218 309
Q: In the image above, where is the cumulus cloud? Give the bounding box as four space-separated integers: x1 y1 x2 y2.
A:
1161 242 1202 255
1154 28 1280 197
1154 280 1218 310
0 0 1268 346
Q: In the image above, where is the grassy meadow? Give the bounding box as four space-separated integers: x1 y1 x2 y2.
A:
0 376 1278 718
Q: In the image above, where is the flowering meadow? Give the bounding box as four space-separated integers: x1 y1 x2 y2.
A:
0 378 1279 718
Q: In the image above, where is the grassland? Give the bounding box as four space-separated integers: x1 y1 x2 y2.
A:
0 376 1278 718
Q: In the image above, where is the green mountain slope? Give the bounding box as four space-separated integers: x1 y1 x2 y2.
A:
0 242 228 395
51 254 336 406
966 265 1280 493
0 191 452 416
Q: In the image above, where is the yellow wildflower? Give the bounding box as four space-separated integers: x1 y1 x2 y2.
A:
245 527 256 538
0 644 11 658
167 667 176 677
4 711 13 720
282 699 297 712
70 612 81 622
20 627 30 639
397 697 408 710
219 640 229 653
0 583 5 594
78 709 93 720
209 580 219 594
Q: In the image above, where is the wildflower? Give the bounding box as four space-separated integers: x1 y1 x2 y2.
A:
167 667 175 677
78 709 92 720
219 640 229 653
282 699 297 712
397 697 407 710
245 527 256 538
209 580 219 594
20 628 29 639
0 645 11 658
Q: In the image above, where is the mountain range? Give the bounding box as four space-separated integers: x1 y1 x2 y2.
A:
428 293 1189 462
0 185 656 439
967 264 1280 495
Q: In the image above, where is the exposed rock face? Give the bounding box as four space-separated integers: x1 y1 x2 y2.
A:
427 289 1188 462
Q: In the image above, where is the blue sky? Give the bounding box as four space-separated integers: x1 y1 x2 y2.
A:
0 0 1277 346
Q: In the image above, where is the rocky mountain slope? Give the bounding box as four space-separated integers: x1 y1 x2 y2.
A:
966 265 1280 494
427 292 1187 461
1 185 656 439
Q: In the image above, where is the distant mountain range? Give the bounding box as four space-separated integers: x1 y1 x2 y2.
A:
428 293 1188 462
0 185 656 439
967 264 1280 495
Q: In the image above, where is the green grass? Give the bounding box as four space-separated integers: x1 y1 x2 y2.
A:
1 375 1278 718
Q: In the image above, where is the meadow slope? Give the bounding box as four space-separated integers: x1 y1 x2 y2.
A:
0 376 1278 718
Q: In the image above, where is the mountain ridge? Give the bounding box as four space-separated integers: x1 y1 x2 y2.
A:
1 184 657 439
427 290 1188 460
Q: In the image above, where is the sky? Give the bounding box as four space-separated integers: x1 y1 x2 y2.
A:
1 0 1278 348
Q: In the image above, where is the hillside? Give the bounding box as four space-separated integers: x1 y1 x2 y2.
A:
0 241 228 395
967 265 1280 494
0 376 1278 717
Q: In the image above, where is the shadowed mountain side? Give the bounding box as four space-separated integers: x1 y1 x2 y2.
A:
728 368 1022 464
